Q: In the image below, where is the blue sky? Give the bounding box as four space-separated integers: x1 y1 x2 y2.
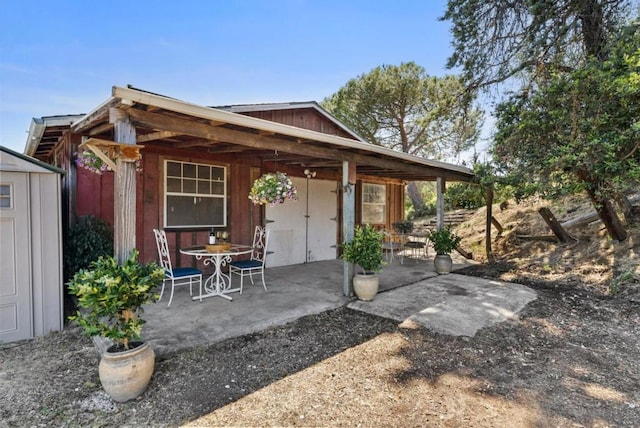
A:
0 0 471 155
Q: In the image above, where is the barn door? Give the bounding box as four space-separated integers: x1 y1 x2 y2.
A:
266 177 337 267
0 172 32 342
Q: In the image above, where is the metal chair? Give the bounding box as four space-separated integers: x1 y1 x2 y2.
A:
153 228 202 307
404 234 429 260
229 226 270 293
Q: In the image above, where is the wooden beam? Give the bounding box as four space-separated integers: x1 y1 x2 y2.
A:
137 131 181 143
538 207 577 243
486 184 494 262
436 177 445 230
126 108 473 181
110 108 137 263
342 161 355 297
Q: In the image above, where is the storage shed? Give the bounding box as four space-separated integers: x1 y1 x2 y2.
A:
0 145 64 343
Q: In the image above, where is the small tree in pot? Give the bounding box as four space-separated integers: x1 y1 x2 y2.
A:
68 249 164 402
341 224 384 300
428 227 462 274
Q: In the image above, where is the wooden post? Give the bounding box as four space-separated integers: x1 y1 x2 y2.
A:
342 161 355 297
538 207 576 243
436 177 445 230
485 183 494 262
491 216 503 235
110 108 137 263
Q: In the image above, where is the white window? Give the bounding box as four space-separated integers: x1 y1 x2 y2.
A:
0 184 12 209
164 160 226 228
361 183 386 224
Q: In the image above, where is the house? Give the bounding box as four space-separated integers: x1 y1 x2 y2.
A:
0 146 64 342
25 85 474 294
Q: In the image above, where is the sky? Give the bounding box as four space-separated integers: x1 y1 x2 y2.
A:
0 0 484 159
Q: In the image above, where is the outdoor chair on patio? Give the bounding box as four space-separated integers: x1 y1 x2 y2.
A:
229 225 270 293
404 234 428 260
381 229 404 264
153 228 202 307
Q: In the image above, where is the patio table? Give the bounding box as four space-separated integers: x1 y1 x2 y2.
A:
180 244 253 301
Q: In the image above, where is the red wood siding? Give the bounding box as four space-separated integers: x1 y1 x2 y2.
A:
240 108 357 140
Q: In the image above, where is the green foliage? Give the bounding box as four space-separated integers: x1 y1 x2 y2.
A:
321 62 482 160
67 249 165 349
493 23 640 203
445 183 485 209
392 220 414 234
341 225 384 274
428 227 462 255
442 0 629 92
65 216 113 279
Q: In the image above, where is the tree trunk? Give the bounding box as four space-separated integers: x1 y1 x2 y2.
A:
585 189 628 241
576 170 628 241
406 181 425 214
485 184 494 262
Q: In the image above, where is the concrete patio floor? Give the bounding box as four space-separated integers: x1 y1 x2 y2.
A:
141 255 537 357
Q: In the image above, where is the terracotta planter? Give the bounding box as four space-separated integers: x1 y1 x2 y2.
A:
353 273 379 301
434 254 453 274
99 341 155 402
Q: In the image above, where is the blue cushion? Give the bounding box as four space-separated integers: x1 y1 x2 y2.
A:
170 267 201 278
230 260 262 269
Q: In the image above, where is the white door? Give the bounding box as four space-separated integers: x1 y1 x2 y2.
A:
266 177 337 267
0 172 32 342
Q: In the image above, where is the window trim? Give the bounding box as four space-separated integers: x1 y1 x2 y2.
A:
0 183 13 209
163 160 227 229
361 182 386 224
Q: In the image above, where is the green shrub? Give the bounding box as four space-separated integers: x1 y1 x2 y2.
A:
67 250 164 350
65 215 113 279
341 225 384 274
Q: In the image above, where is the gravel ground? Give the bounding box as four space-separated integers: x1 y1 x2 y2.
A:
1 263 639 427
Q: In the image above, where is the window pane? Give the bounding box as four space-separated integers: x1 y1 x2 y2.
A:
167 178 181 193
166 161 181 177
183 179 197 193
197 180 210 194
166 196 224 227
0 185 11 209
211 181 224 195
183 163 196 178
211 167 225 182
198 165 210 179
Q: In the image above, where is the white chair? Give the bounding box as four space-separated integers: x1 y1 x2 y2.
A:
381 230 403 264
229 226 270 293
153 228 203 307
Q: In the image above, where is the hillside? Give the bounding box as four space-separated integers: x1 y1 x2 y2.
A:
445 193 639 300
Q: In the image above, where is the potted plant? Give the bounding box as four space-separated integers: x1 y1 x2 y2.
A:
68 249 165 402
341 224 384 300
392 220 414 235
248 171 297 205
428 227 462 274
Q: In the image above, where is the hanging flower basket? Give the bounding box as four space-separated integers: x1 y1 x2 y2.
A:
75 150 142 175
248 172 297 206
75 150 111 174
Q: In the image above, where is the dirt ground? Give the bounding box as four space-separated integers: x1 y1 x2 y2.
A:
1 195 639 427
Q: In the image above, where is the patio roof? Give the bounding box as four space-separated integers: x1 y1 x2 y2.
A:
28 85 474 183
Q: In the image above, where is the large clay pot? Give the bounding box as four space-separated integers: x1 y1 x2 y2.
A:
353 273 379 301
99 341 155 402
434 254 453 274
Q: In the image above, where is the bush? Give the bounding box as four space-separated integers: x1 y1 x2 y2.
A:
65 215 113 279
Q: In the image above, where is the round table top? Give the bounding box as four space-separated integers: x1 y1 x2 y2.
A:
180 244 253 257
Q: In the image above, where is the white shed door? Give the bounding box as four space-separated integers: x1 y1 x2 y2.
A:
0 172 32 342
266 177 337 267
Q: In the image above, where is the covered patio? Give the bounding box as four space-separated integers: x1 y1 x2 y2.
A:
135 252 537 359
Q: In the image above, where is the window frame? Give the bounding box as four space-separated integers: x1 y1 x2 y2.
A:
361 182 386 224
163 160 227 229
0 183 13 209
